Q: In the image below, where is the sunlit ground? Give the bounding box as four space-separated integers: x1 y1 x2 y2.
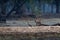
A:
0 18 60 26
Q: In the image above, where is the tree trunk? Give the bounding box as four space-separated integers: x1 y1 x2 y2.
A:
51 3 53 13
0 3 6 23
55 0 59 13
43 2 45 13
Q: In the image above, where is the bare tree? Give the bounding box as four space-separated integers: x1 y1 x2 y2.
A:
0 0 8 23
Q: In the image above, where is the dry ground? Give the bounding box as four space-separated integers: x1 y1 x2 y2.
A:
0 26 60 33
4 18 60 26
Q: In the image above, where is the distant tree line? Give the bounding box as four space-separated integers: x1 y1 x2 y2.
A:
0 0 60 23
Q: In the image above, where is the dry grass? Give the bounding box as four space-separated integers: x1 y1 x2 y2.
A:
0 26 60 34
0 26 60 40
